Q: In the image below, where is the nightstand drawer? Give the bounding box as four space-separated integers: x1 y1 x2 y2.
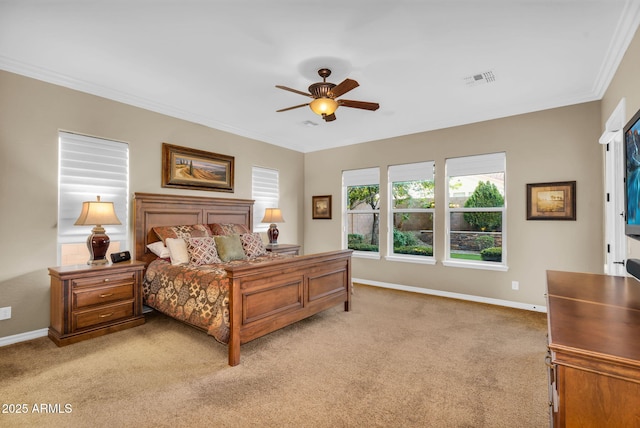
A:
71 272 136 289
73 283 134 309
73 301 134 330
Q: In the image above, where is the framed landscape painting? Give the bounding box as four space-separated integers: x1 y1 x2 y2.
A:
162 143 234 192
526 181 576 220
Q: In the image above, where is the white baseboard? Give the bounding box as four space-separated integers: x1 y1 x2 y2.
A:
0 328 48 347
353 278 547 313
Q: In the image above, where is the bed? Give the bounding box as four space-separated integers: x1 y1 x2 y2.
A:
133 192 352 366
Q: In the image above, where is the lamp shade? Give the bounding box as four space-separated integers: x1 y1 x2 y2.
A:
261 208 284 224
74 196 122 226
309 98 338 116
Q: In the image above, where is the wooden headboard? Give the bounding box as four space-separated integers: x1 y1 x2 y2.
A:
133 192 254 265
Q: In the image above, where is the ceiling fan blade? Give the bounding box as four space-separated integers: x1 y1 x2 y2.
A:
276 103 309 112
275 85 313 98
338 99 380 111
329 79 359 98
323 113 337 122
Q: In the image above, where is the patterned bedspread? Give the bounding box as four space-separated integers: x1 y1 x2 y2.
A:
142 255 287 344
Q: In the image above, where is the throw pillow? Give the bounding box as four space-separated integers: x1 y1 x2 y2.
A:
146 241 170 259
214 234 247 262
209 223 250 236
166 238 189 265
153 224 211 244
187 237 222 266
240 233 267 258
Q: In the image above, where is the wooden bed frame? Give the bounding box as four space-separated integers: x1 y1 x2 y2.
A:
133 192 352 366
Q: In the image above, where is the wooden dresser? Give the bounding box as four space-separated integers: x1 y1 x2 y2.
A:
49 261 146 346
546 270 640 427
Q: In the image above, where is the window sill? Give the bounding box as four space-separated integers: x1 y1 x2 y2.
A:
351 251 381 260
385 255 436 265
442 259 508 272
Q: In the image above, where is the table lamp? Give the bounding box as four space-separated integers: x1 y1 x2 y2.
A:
261 208 284 244
74 196 122 265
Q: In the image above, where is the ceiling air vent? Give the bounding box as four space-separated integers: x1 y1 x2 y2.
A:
464 70 496 87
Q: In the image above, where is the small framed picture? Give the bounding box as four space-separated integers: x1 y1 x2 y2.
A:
526 181 576 220
312 195 332 219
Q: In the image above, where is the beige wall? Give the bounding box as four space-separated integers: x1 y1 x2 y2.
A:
0 70 304 338
601 26 640 258
5 23 640 339
304 101 604 307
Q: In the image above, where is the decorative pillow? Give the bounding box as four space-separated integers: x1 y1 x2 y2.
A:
146 241 170 259
187 237 222 266
209 223 250 236
165 238 189 265
214 234 247 262
153 224 211 244
240 233 267 258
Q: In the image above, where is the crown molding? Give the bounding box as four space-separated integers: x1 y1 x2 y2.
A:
592 0 640 97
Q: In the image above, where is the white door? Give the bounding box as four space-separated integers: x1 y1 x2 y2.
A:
602 99 626 276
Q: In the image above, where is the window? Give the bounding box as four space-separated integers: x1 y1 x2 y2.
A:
343 167 380 258
445 152 506 270
58 132 129 265
387 161 435 263
252 166 279 233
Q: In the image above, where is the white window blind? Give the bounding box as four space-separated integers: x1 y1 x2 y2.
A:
389 161 434 182
446 152 505 177
58 132 129 258
343 167 380 186
252 166 279 232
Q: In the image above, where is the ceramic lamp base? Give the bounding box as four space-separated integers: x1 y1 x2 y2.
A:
87 229 110 265
267 224 279 244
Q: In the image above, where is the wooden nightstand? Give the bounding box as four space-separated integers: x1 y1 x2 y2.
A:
48 260 146 346
265 244 301 255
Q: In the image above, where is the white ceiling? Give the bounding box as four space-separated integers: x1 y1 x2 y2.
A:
1 1 639 153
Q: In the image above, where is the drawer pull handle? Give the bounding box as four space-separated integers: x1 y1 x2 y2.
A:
103 278 110 282
99 312 114 318
99 293 114 298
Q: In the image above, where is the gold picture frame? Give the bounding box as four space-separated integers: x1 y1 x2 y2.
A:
526 181 576 220
312 195 332 219
162 143 234 192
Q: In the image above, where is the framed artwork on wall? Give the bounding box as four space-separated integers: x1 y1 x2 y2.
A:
162 143 234 192
526 181 576 220
312 195 332 219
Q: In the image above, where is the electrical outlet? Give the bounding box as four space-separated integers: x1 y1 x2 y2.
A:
0 306 11 320
511 281 519 291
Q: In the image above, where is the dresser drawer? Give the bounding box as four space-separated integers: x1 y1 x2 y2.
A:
71 272 136 289
73 301 134 330
73 283 134 309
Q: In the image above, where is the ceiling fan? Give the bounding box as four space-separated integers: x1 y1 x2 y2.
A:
276 68 379 122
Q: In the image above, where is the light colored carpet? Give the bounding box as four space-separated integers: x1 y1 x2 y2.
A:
0 284 549 427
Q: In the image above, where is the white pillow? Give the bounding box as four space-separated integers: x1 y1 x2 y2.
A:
146 241 170 258
165 238 189 265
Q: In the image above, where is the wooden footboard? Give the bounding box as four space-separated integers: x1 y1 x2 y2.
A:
225 249 352 366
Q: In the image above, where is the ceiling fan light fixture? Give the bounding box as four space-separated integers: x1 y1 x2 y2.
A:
276 68 378 122
309 97 338 116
